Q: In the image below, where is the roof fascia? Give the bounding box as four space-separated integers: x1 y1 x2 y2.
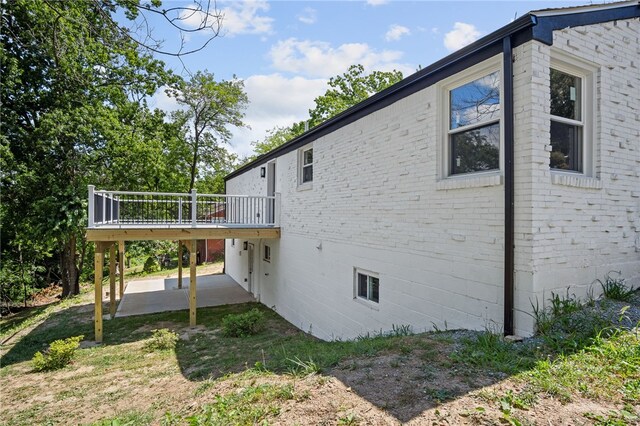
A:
532 4 640 45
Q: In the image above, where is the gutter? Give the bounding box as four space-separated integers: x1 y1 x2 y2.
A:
502 36 515 336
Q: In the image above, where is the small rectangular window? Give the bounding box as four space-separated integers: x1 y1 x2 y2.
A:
301 147 313 183
448 72 501 175
355 270 379 303
550 68 583 172
231 239 235 247
263 245 271 262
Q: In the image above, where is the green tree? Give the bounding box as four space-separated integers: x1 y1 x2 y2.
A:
167 71 248 192
0 0 197 300
251 65 403 157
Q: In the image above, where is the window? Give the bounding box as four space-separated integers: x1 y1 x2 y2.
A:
231 239 235 247
550 68 583 172
299 147 313 184
448 71 501 175
263 245 271 262
355 269 379 303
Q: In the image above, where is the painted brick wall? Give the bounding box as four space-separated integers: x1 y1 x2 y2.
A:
524 19 640 328
225 17 640 340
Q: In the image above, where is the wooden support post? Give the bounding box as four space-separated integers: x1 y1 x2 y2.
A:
189 240 197 326
109 244 116 318
118 240 125 298
177 240 183 289
94 243 105 343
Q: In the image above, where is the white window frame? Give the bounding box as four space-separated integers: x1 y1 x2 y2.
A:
353 267 380 307
438 55 504 180
263 245 271 262
549 50 597 178
297 144 313 188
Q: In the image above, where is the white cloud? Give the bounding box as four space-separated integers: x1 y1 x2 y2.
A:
366 0 389 6
385 24 410 42
220 0 273 35
268 38 412 78
229 74 328 156
297 7 317 25
444 22 481 52
178 1 273 36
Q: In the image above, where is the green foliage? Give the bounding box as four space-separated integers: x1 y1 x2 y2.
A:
599 272 635 302
525 330 640 404
142 256 161 274
167 71 248 192
251 64 403 157
144 329 179 352
175 384 295 425
0 0 183 301
221 308 266 337
31 335 83 371
450 331 538 374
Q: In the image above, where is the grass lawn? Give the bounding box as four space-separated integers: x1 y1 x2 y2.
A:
0 284 638 425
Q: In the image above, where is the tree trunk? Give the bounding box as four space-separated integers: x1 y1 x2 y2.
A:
60 235 79 297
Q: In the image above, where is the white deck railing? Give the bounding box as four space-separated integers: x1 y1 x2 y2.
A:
88 185 280 228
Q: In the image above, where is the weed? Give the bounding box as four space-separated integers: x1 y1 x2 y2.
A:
599 272 635 302
221 308 265 337
182 383 295 424
584 404 639 426
390 324 413 336
337 412 359 425
31 335 83 371
459 406 486 419
424 387 455 402
450 331 536 374
286 356 320 376
143 328 179 352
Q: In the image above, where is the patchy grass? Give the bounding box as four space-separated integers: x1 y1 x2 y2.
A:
1 286 639 425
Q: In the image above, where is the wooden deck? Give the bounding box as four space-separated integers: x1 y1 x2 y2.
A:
86 226 281 242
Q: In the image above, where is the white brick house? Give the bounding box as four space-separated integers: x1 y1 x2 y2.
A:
224 2 640 339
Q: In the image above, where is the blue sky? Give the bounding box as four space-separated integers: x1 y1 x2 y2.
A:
140 0 590 157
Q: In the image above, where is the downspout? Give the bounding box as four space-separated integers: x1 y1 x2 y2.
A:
502 36 515 336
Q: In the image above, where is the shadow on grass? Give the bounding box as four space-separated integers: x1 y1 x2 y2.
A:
2 296 634 424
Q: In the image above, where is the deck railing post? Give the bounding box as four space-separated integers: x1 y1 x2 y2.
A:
88 185 95 228
191 189 197 227
178 198 183 224
274 192 281 227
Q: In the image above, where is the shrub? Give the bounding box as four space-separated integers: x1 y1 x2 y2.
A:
143 256 160 273
32 335 83 371
144 328 179 351
222 308 265 337
600 272 635 302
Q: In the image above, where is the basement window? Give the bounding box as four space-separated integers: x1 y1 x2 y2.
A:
354 268 379 304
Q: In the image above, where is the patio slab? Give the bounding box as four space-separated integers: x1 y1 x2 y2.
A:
115 274 255 317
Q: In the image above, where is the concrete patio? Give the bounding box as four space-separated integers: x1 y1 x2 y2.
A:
114 274 255 317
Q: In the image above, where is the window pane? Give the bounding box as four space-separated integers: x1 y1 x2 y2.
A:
450 72 500 130
357 273 368 298
550 120 582 172
302 164 313 183
550 69 581 121
369 277 379 303
450 122 500 175
304 149 313 165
